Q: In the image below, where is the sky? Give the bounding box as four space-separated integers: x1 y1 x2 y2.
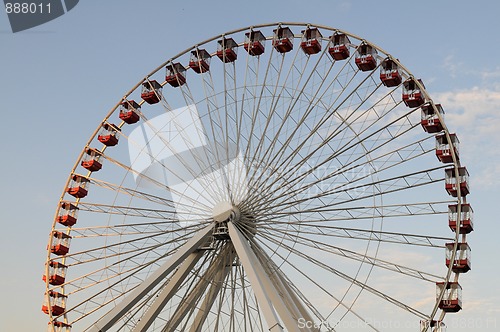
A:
1 1 499 331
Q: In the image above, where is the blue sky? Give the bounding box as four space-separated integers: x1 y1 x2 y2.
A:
1 1 499 331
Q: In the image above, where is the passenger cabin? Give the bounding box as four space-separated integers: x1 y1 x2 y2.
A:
50 231 71 256
420 320 446 332
119 100 140 124
67 174 90 199
328 33 351 60
98 123 120 147
445 242 471 273
43 261 67 286
436 133 460 163
81 148 103 172
42 290 67 316
189 49 211 74
48 321 72 332
244 30 266 56
380 58 402 87
448 204 474 234
355 43 378 71
56 202 79 227
436 282 462 312
273 26 294 53
445 167 470 197
300 28 322 55
216 37 238 63
165 63 186 87
141 80 162 104
402 78 425 108
421 103 445 133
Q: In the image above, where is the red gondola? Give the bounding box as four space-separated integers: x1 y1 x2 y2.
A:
421 103 445 133
402 78 425 108
300 28 322 55
81 148 103 172
355 42 377 71
380 58 402 87
445 167 470 197
216 37 238 63
189 49 211 74
244 30 265 56
98 123 120 147
141 80 162 104
50 231 71 256
42 261 67 286
448 204 474 234
435 133 459 163
56 202 79 226
165 62 186 87
67 175 90 199
273 26 294 53
42 290 67 316
436 282 462 312
119 100 140 124
328 33 350 60
445 242 471 273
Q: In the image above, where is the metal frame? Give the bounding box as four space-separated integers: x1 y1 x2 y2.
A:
43 22 469 332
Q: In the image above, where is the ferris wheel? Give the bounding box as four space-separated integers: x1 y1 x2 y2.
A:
42 23 473 332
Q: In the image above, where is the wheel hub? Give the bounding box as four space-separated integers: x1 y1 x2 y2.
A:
213 201 241 223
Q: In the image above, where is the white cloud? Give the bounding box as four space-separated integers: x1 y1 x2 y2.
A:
433 86 500 188
480 67 500 82
442 54 463 79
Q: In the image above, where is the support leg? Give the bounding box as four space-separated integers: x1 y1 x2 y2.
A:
163 244 234 332
189 250 234 332
132 251 204 331
89 223 213 332
229 222 301 332
253 243 317 332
